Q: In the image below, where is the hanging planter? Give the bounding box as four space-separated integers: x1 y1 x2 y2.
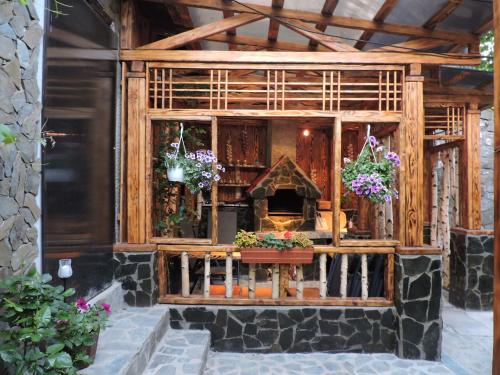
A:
161 123 225 193
341 125 400 204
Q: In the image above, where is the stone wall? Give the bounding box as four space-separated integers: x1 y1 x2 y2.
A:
113 252 158 307
480 109 493 229
394 254 442 361
449 229 494 310
169 306 397 354
0 1 42 279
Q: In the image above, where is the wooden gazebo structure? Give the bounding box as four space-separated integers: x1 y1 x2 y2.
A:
115 0 494 360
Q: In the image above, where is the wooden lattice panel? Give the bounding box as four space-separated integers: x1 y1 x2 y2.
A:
424 105 466 141
147 64 404 112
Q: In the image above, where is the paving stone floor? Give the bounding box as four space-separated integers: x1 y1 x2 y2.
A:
203 352 454 375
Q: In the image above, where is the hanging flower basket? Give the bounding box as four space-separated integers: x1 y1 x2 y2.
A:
234 230 314 264
161 123 225 193
341 128 400 204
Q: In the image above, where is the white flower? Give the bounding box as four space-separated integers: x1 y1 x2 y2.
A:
376 146 384 152
214 175 221 182
343 157 351 164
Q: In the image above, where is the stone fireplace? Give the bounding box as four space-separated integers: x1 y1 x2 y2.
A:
248 156 322 231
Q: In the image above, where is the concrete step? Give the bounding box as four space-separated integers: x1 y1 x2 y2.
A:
142 329 211 375
79 305 169 375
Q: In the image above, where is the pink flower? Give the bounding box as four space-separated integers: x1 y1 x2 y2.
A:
101 303 111 314
76 298 89 312
284 231 292 240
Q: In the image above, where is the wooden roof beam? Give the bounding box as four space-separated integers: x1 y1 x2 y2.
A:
164 5 202 49
423 0 463 30
267 0 284 42
441 70 471 86
354 0 399 50
138 12 264 49
148 0 477 44
371 38 451 52
277 17 358 51
309 0 339 50
206 33 330 51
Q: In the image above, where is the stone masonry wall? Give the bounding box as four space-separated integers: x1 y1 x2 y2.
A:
449 230 494 310
480 109 493 229
0 1 42 280
169 306 397 354
113 252 158 307
394 254 442 361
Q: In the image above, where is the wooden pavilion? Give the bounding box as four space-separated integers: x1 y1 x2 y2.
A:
115 0 494 359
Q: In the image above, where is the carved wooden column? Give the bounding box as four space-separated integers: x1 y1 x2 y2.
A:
400 64 424 246
494 0 500 371
459 102 482 230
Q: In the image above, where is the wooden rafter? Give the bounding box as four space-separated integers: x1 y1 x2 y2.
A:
422 0 462 30
354 0 399 50
441 70 471 86
371 38 450 52
222 10 237 50
149 0 477 44
138 13 264 49
475 18 493 36
268 0 284 42
277 18 358 52
165 5 202 49
206 33 330 51
309 0 339 49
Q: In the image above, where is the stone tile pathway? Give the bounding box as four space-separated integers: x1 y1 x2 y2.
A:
203 352 454 374
144 329 210 375
441 295 493 375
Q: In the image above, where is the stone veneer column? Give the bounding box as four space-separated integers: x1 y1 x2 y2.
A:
449 228 494 310
113 252 158 306
0 1 43 279
394 253 442 360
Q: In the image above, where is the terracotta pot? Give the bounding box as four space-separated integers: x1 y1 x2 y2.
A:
75 331 99 370
239 247 314 264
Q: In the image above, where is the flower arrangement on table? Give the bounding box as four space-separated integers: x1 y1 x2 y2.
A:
234 230 314 264
342 132 400 204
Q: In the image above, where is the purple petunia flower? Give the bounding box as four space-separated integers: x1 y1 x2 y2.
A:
101 303 111 314
76 298 89 312
368 136 378 148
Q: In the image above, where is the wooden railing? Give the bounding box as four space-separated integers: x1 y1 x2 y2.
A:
157 244 395 306
147 64 404 113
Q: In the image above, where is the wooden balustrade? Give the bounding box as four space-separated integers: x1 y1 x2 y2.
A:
157 245 395 306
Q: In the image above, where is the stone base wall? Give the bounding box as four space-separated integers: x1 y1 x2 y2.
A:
169 306 397 354
113 252 158 307
0 1 42 280
395 254 442 361
449 229 494 310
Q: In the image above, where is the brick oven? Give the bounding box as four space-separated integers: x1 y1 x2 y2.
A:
248 156 322 231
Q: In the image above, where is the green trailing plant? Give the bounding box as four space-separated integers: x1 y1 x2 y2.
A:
234 230 313 250
0 268 110 374
0 124 17 145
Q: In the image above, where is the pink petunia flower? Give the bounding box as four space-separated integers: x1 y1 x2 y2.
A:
101 303 111 314
76 298 89 312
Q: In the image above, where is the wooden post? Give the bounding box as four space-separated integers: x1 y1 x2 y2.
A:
430 153 439 246
459 103 482 230
361 254 368 300
332 117 342 246
211 117 219 244
272 264 280 299
157 251 167 299
126 76 147 243
181 251 189 297
401 64 424 246
248 264 256 299
225 252 233 298
340 254 348 298
493 1 500 371
204 253 210 298
439 151 451 288
296 264 304 299
319 253 327 298
279 264 289 298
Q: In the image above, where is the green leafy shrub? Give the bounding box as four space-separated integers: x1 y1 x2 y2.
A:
0 268 110 374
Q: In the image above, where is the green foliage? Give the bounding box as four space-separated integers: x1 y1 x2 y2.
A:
234 230 313 250
0 269 109 374
478 30 494 72
0 124 17 145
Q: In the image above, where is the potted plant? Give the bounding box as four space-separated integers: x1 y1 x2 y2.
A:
162 147 224 193
0 268 110 374
234 230 314 264
342 134 400 204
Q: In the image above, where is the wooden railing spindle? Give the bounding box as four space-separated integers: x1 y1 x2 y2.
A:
272 264 279 299
319 253 327 299
204 253 210 298
248 264 256 299
340 254 348 298
296 264 304 299
181 251 189 297
361 254 368 300
225 252 233 298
